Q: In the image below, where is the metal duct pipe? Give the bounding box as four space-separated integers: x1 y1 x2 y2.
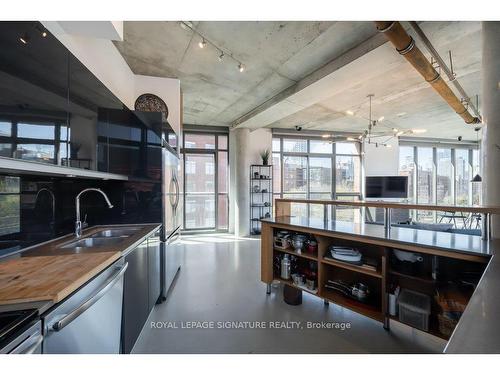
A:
375 21 480 125
408 21 482 121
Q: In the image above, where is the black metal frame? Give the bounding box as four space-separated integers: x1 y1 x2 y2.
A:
249 164 273 235
180 130 229 232
271 135 362 221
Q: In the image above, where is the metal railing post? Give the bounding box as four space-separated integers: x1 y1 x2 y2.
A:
384 207 392 237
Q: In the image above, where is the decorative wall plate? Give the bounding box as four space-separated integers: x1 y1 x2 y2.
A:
134 93 169 123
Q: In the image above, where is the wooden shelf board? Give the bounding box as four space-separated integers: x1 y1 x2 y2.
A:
389 270 436 284
274 247 318 261
321 257 382 279
322 287 383 322
274 277 318 295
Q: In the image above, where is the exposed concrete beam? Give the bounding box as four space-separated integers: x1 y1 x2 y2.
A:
231 31 388 129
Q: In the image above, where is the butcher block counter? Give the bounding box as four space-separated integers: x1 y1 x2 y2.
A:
0 223 160 308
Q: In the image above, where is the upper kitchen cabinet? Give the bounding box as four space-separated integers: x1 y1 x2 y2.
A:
97 109 162 181
0 21 124 172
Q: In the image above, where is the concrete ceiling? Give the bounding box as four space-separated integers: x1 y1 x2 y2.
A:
114 21 482 141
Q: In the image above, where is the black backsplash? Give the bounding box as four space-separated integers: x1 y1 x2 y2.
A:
0 22 164 258
0 174 161 257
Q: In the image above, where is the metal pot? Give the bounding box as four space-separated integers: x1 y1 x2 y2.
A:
291 234 308 251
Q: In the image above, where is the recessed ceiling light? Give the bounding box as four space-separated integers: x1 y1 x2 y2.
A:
345 110 354 116
19 34 29 45
198 38 207 48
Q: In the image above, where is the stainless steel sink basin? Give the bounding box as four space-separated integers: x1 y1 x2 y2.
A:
60 237 125 250
89 228 141 238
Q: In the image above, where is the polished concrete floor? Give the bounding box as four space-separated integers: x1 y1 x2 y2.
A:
132 234 445 354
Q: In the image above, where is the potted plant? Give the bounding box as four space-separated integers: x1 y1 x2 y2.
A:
260 149 270 166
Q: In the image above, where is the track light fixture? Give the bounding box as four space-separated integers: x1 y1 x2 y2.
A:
178 21 246 72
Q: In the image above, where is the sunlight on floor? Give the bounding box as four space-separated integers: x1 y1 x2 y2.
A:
180 233 261 245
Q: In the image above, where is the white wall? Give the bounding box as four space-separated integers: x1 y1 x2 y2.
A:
134 75 181 136
43 22 182 137
364 137 399 176
229 128 272 236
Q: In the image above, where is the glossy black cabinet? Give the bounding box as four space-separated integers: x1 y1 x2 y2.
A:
97 109 162 180
121 230 162 354
121 238 149 354
0 22 123 170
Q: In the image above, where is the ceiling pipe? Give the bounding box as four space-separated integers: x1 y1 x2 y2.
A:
375 21 481 125
408 21 482 121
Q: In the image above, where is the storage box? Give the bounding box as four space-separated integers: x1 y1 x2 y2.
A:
398 289 431 332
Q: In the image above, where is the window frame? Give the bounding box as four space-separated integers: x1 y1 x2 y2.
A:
181 130 229 232
272 135 362 220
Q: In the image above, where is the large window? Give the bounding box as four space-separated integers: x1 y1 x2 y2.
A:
181 131 228 231
273 136 362 221
399 143 481 222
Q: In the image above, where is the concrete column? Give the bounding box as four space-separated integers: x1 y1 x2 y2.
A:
481 22 500 237
228 128 272 236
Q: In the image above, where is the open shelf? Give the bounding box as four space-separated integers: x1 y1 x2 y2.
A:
274 277 318 295
322 287 383 322
321 257 382 279
389 270 436 284
274 247 318 261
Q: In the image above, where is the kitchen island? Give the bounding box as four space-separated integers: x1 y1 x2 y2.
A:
261 214 500 353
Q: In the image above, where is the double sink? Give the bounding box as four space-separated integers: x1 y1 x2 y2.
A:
59 227 141 250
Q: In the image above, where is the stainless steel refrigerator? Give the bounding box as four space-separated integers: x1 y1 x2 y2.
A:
160 140 183 301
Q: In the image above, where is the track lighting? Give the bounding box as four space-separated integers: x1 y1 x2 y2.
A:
198 38 207 48
218 52 224 62
411 129 427 134
345 110 354 116
347 137 356 141
378 116 385 122
238 63 245 72
41 30 47 37
19 34 29 45
384 144 392 148
322 134 330 138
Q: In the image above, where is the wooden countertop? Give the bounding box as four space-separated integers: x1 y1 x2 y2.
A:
0 223 160 307
0 252 120 305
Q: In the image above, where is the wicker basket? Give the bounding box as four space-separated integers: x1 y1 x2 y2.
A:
437 314 458 337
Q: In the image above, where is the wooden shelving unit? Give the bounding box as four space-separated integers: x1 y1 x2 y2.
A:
261 219 488 340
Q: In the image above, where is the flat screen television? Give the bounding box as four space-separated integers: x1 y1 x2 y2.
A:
365 176 408 198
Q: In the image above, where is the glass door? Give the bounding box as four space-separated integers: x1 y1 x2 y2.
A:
184 153 216 230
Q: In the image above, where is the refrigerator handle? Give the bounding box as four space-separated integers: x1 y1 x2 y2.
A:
173 174 180 210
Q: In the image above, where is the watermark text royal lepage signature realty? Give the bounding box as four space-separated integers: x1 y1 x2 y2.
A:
150 320 351 330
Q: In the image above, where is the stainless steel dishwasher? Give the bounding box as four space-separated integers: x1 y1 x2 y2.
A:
42 258 128 354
